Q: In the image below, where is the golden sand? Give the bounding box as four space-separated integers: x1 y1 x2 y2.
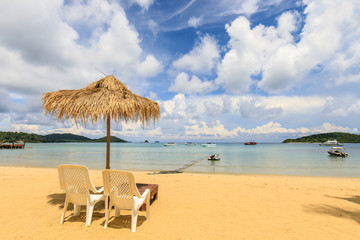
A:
1 166 360 239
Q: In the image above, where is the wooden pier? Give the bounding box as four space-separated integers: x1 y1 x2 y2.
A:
0 142 25 149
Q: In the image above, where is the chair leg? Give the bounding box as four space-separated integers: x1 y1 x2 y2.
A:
115 206 121 217
86 204 94 227
60 198 69 224
146 194 150 220
104 197 109 229
131 209 138 232
74 204 81 216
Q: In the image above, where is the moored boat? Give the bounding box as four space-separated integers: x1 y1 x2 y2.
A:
208 154 221 161
185 142 196 146
244 141 257 145
327 147 348 157
163 142 177 146
201 143 216 147
319 139 343 146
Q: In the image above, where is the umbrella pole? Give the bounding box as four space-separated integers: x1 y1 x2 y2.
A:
106 114 110 169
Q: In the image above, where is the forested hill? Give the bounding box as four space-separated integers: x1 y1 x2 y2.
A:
283 132 360 143
0 131 127 143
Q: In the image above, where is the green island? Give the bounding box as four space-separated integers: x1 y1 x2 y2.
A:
0 131 127 143
283 132 360 143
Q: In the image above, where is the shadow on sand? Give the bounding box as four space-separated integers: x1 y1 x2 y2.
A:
303 195 360 225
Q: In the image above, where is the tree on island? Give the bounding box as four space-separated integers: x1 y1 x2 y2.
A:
283 132 360 143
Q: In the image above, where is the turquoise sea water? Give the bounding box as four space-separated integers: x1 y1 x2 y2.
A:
1 142 360 177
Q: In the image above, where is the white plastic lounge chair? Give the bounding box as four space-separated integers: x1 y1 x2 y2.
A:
58 165 104 226
102 169 150 232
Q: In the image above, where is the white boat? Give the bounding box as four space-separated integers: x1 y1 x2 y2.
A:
201 143 216 147
163 142 176 146
208 154 221 161
185 142 196 146
327 147 348 157
319 139 343 146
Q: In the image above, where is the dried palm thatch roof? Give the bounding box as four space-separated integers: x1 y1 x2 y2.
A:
42 75 160 125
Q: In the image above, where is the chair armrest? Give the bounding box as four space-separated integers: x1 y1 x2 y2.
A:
141 189 150 199
91 186 104 194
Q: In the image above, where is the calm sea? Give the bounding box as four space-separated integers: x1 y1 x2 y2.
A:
1 142 360 177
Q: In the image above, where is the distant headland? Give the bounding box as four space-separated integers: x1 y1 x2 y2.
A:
0 131 128 143
283 132 360 143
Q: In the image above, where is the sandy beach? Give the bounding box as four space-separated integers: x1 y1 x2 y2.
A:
1 166 360 239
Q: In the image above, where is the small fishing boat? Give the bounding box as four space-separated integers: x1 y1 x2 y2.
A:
208 154 221 161
185 142 196 146
163 142 177 146
327 147 348 157
244 141 257 145
202 143 216 147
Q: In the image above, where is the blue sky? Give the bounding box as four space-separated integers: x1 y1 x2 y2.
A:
0 0 359 142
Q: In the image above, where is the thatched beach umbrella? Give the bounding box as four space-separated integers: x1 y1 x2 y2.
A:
42 75 160 169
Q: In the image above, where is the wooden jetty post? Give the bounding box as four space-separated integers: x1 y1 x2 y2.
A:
0 142 25 149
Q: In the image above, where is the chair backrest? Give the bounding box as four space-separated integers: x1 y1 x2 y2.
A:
58 165 95 205
102 170 141 209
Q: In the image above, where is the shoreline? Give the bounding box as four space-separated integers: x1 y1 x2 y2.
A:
2 165 360 180
2 166 360 239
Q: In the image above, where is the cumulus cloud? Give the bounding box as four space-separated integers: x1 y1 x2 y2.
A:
12 124 47 135
188 16 202 28
238 99 282 120
112 122 163 137
169 72 217 94
0 0 78 67
321 96 360 117
172 34 220 74
185 120 358 139
47 125 104 137
216 0 360 93
137 55 163 77
185 120 238 137
159 94 187 120
216 11 299 93
0 0 162 107
62 0 120 33
132 0 154 11
315 123 358 133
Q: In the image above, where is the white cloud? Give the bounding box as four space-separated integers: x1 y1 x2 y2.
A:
112 123 163 137
185 120 358 139
321 96 360 117
217 0 360 94
48 125 104 137
263 96 325 115
185 120 238 137
215 0 260 16
216 12 299 93
62 0 119 31
315 123 358 134
188 16 202 28
132 0 154 11
238 99 282 120
147 19 159 35
0 0 162 100
0 0 79 67
11 124 46 135
169 72 217 94
160 94 187 119
172 34 220 74
137 55 163 77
